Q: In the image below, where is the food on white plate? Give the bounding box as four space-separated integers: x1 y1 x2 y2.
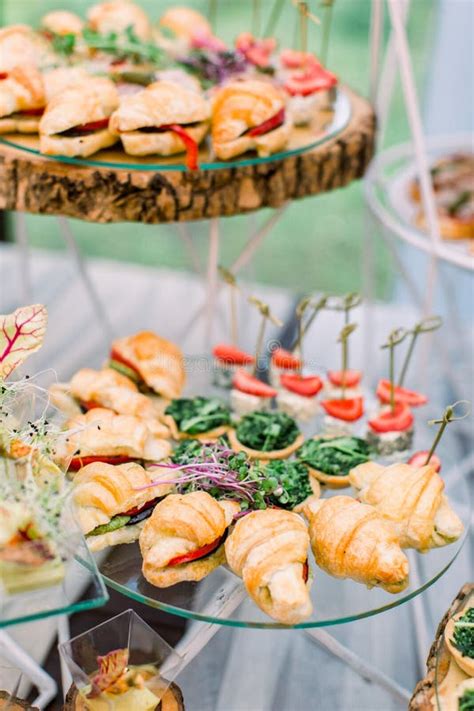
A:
279 49 337 126
324 369 362 399
0 65 45 134
212 343 255 389
109 80 210 169
87 0 152 41
139 491 239 587
366 402 414 455
211 79 292 160
445 605 474 677
349 461 464 552
269 347 302 387
41 10 84 37
302 495 409 593
109 331 185 401
229 410 304 460
0 25 52 72
297 435 371 489
73 461 174 552
54 408 171 473
39 76 119 157
277 373 323 421
164 396 231 441
230 370 276 416
225 507 312 624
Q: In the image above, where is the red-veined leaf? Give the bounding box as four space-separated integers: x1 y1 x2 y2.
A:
0 304 47 379
87 648 129 698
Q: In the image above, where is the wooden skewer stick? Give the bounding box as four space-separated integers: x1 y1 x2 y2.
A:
248 296 283 375
218 266 240 346
425 400 471 464
326 292 363 325
338 322 357 399
264 0 286 38
294 295 312 372
397 315 442 387
320 0 335 65
208 0 218 30
253 0 261 37
381 328 408 413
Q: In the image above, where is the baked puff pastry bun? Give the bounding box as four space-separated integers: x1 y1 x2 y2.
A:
211 80 292 160
41 11 84 37
109 81 210 169
39 77 119 157
110 330 185 400
73 461 174 551
0 25 52 73
87 1 152 41
139 491 239 587
43 67 90 102
55 407 171 473
0 66 45 134
225 508 312 625
349 462 463 552
303 496 409 593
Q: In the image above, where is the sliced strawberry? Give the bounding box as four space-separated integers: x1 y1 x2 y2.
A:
328 370 362 388
213 343 255 365
280 373 323 397
376 379 428 407
248 108 285 137
271 347 302 370
408 451 441 472
285 64 337 97
69 454 136 472
368 403 414 433
280 49 319 69
168 534 224 566
321 397 364 422
233 369 277 398
75 118 110 132
19 107 45 117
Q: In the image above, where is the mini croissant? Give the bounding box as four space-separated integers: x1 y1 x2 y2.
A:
349 462 463 552
139 491 239 587
303 496 409 593
0 65 45 134
225 508 312 624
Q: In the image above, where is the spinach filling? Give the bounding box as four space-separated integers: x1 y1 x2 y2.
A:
165 397 231 435
171 437 230 465
87 501 159 537
459 689 474 711
260 460 313 510
452 608 474 659
296 436 371 476
236 411 300 452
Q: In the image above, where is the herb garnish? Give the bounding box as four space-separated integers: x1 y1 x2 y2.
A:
296 436 371 476
259 460 313 509
452 608 474 659
459 688 474 711
165 397 231 435
178 49 248 87
50 32 76 56
448 190 471 216
236 411 300 452
83 26 166 66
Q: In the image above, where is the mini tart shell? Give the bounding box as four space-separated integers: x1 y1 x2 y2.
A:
445 607 474 676
307 466 350 489
141 540 227 587
164 414 230 442
227 429 305 461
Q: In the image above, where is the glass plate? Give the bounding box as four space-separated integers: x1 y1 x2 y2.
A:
0 534 108 629
0 88 351 172
91 358 470 629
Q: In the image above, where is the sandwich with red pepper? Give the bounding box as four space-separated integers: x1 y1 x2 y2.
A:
0 65 45 134
39 76 119 157
109 80 210 170
211 79 292 160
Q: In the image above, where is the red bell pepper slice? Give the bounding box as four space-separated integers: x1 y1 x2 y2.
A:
302 560 309 583
327 369 362 388
368 403 414 433
376 379 428 407
408 451 441 472
19 107 45 116
168 534 224 566
124 497 160 517
321 397 364 422
280 373 323 397
271 347 302 370
69 454 136 471
160 123 199 170
110 348 141 379
213 343 255 365
0 72 8 80
248 108 285 137
75 118 110 132
80 400 101 411
233 369 277 398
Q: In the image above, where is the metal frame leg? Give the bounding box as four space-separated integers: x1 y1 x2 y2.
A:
57 615 72 700
13 212 33 303
205 218 220 348
0 630 57 710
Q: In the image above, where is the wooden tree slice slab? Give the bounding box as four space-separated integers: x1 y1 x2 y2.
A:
0 87 374 225
409 583 473 711
0 690 38 710
63 681 185 710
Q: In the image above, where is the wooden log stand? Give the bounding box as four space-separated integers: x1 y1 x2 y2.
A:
0 690 38 710
0 88 375 225
63 681 185 710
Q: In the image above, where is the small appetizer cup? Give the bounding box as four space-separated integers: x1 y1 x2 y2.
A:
228 429 305 461
59 609 183 710
444 605 474 677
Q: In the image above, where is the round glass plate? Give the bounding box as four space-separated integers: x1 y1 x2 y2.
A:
94 358 470 629
0 88 351 172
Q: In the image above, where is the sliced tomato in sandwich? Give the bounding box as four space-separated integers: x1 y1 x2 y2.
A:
376 379 428 407
285 64 338 96
19 107 45 117
368 403 414 433
233 369 277 398
168 533 225 566
69 454 136 472
110 348 141 379
213 343 255 365
408 451 441 472
0 72 9 80
248 108 285 137
80 400 102 411
327 369 362 388
160 123 199 170
302 560 309 583
271 347 302 370
280 373 323 397
75 118 110 132
321 397 364 422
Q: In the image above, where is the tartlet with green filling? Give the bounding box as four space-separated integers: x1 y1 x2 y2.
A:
296 435 372 489
445 605 474 676
228 411 304 460
164 397 231 441
258 459 320 510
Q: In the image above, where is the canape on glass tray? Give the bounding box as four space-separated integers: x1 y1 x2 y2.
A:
296 434 371 489
278 49 338 126
228 410 304 460
235 32 277 71
230 369 276 416
269 347 302 387
0 65 46 134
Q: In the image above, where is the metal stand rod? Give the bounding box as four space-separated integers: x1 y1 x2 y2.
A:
56 615 72 700
0 631 57 710
304 628 411 704
205 218 220 348
176 223 203 276
407 552 432 676
369 0 384 104
14 212 33 303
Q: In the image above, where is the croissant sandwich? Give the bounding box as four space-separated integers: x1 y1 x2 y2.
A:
87 1 152 41
41 10 84 37
73 461 174 551
39 77 119 157
43 67 90 103
0 25 52 73
211 80 292 160
349 461 463 552
54 407 171 473
225 508 312 624
0 66 45 134
109 331 185 401
139 491 239 587
109 81 210 170
303 496 409 593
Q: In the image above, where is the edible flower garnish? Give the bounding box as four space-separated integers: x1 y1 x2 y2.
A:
0 304 47 380
88 649 129 698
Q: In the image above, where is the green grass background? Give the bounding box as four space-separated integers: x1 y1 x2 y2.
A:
3 0 435 297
